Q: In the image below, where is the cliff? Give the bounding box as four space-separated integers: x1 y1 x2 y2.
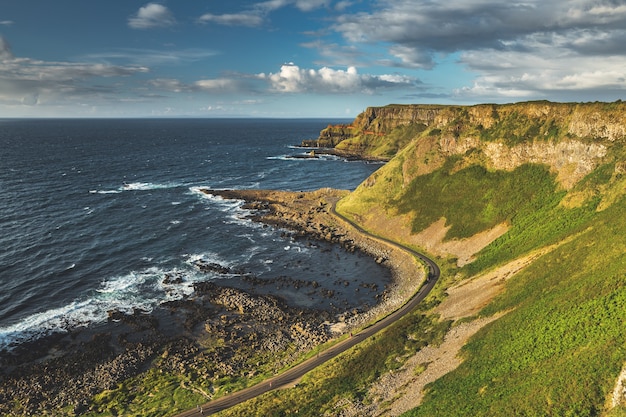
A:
336 100 626 253
307 101 626 161
330 100 626 416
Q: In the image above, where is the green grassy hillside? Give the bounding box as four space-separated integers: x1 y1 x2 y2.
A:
332 101 626 416
407 197 626 417
213 101 626 416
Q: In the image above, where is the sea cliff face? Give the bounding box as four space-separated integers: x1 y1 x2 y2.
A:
308 101 626 162
334 100 626 263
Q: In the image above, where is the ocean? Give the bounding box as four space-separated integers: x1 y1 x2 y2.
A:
0 118 389 353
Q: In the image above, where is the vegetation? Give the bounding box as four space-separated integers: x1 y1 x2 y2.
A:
81 101 626 416
84 370 201 417
215 308 450 417
82 336 309 417
336 123 429 160
405 197 626 417
330 101 626 416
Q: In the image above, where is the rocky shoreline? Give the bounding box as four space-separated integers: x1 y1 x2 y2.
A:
0 188 422 416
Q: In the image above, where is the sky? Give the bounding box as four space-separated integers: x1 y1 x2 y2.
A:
1 1 626 118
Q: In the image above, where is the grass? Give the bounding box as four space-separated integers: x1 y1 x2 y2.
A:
404 197 626 417
394 162 562 239
334 112 626 416
336 123 428 159
214 307 450 417
82 337 313 417
84 370 203 417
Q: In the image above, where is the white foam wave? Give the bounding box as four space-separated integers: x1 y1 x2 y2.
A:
267 154 343 162
287 145 316 149
183 251 235 270
189 187 246 212
0 300 98 351
0 265 202 352
89 189 121 194
121 181 179 191
89 181 183 195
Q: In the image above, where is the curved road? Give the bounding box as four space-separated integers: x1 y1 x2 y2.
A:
174 201 440 416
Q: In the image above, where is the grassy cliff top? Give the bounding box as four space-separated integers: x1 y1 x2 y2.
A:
320 100 626 160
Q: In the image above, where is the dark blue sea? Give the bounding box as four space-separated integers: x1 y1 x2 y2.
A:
0 118 388 352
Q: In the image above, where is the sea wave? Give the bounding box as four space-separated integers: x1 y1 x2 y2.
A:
189 186 247 215
120 181 176 191
89 181 185 195
0 265 202 352
89 189 121 194
183 251 235 270
266 154 343 161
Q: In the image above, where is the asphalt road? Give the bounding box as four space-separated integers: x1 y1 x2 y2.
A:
173 201 440 417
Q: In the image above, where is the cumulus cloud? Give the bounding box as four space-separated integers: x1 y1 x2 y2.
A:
128 3 176 29
259 63 418 93
326 0 626 100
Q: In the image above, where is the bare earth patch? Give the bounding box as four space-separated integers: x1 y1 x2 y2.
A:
352 207 508 267
358 229 579 416
414 218 509 267
366 314 504 417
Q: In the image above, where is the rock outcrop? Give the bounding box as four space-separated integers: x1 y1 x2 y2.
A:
305 100 626 163
334 100 626 266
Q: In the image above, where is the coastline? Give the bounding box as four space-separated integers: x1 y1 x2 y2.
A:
0 187 422 416
203 187 426 332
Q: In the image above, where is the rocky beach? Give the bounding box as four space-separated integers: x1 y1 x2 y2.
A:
0 187 423 416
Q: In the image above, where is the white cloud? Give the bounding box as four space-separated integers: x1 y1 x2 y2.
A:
0 43 149 107
388 45 434 69
199 0 329 27
128 3 176 29
83 48 218 67
198 12 264 27
256 0 329 12
0 20 14 26
335 1 354 12
259 63 417 93
148 78 187 93
292 0 330 12
332 0 626 65
456 46 626 100
149 77 241 93
322 0 626 101
194 78 240 91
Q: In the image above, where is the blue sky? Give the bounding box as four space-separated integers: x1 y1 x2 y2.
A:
2 1 626 117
